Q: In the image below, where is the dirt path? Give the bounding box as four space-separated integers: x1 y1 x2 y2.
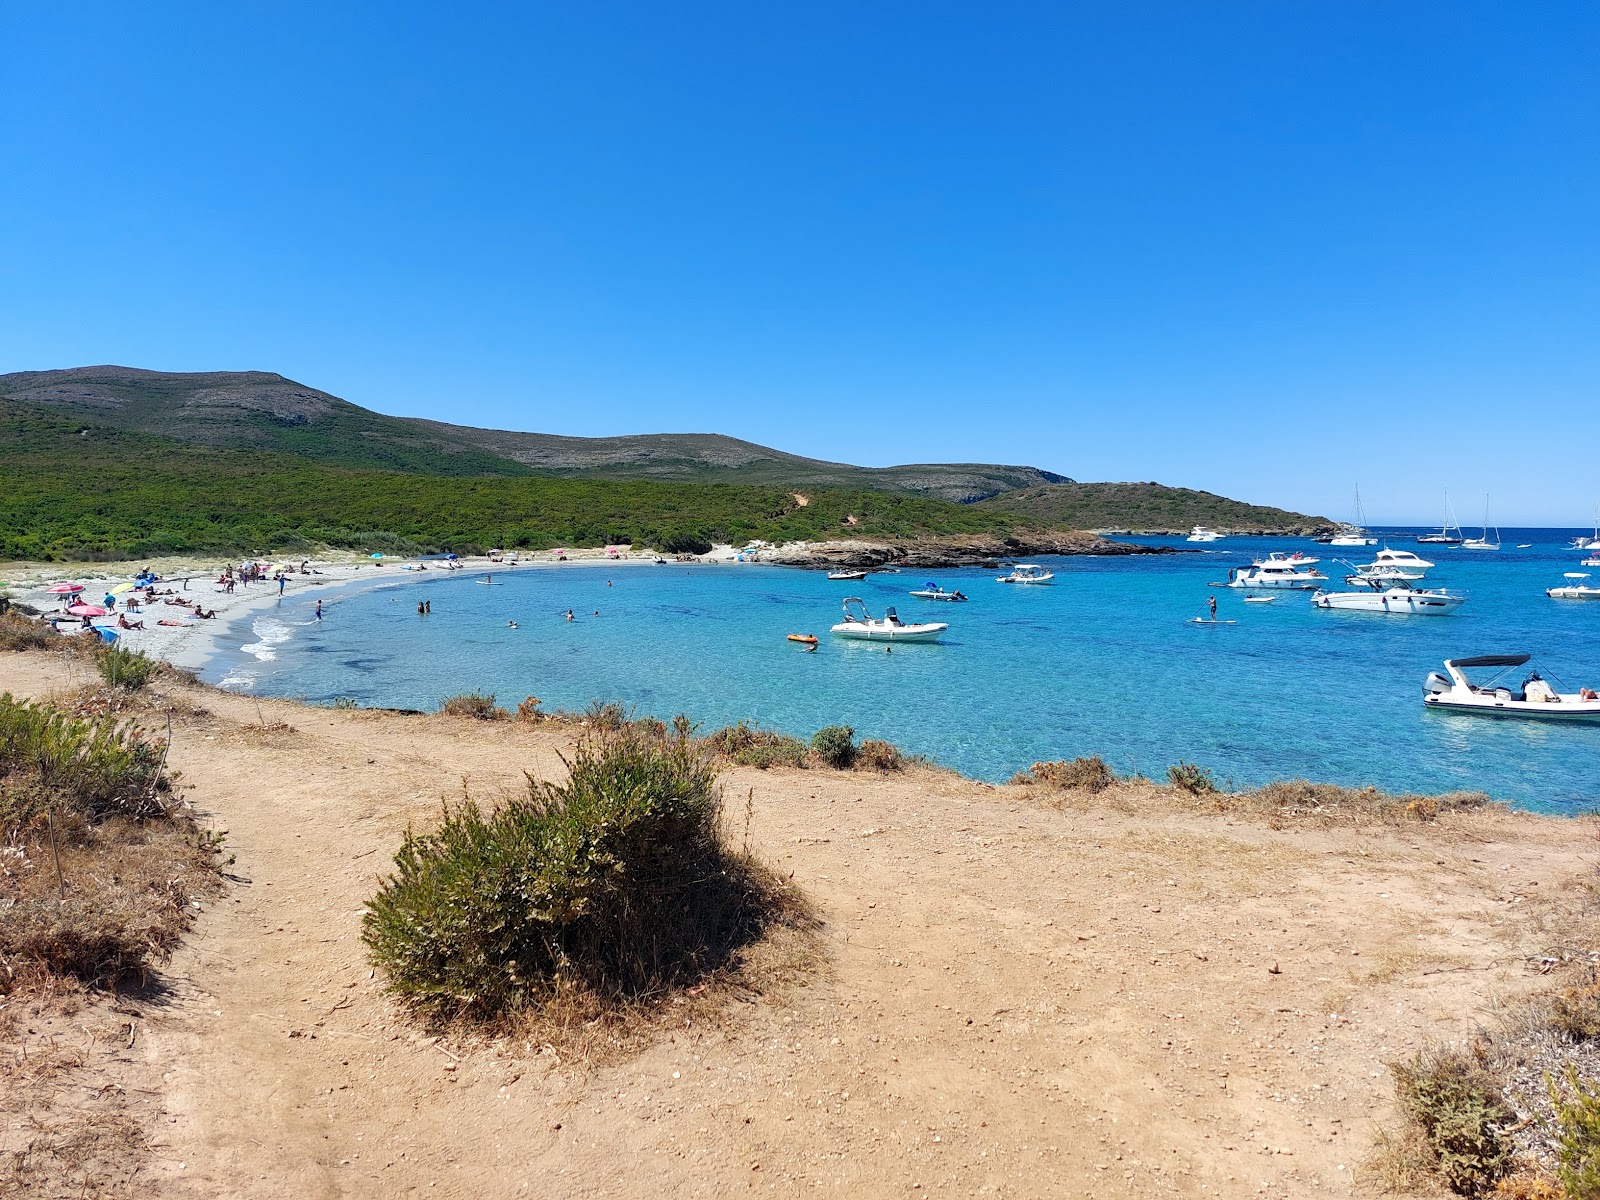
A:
4 652 1594 1198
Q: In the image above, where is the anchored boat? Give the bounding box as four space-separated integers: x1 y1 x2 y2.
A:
996 564 1055 585
910 583 968 602
1547 573 1600 600
1220 552 1325 589
827 569 868 581
830 598 949 642
1423 654 1600 722
1313 579 1463 615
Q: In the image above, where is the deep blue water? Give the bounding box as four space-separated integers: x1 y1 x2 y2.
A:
202 528 1600 812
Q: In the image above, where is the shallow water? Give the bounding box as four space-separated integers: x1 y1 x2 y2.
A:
203 529 1600 812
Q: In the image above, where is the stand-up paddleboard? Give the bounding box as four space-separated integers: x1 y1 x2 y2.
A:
1187 617 1238 625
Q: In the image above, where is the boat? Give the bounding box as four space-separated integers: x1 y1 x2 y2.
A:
1547 573 1600 600
786 633 819 644
1461 495 1501 550
1219 552 1325 589
1567 508 1600 551
1585 555 1600 569
1423 654 1600 722
1417 491 1465 545
830 598 948 642
1352 547 1434 580
827 569 868 581
996 564 1055 585
910 583 968 601
1186 526 1224 543
1312 579 1464 615
1328 487 1378 546
1243 594 1278 603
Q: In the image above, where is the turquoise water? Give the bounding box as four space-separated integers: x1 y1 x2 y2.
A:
203 530 1600 812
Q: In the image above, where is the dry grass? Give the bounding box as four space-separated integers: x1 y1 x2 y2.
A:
439 691 508 720
1010 755 1117 793
0 609 55 652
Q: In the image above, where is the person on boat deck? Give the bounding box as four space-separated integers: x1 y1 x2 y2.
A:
1581 687 1598 700
1524 672 1558 703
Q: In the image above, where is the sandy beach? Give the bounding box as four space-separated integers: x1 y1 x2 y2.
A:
0 543 795 676
4 647 1595 1198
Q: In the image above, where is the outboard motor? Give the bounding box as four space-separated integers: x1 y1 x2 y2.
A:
1423 671 1452 698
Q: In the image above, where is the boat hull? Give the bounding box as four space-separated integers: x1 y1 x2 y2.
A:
1225 575 1323 589
1424 695 1600 722
910 591 966 601
831 623 947 642
1548 588 1600 600
1313 590 1463 614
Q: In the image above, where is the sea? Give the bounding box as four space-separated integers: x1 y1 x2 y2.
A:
202 529 1600 813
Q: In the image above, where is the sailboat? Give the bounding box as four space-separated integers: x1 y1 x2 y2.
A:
1329 485 1378 546
1567 507 1600 552
1461 495 1501 551
1417 490 1464 545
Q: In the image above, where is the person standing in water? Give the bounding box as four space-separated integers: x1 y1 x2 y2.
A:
315 599 323 621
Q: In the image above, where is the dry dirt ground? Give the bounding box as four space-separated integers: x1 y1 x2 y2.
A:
3 650 1596 1199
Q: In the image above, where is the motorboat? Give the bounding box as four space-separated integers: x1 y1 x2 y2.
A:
1423 654 1600 722
1461 495 1501 550
996 564 1055 584
830 598 948 642
827 569 868 581
910 583 968 601
1418 490 1465 545
1585 555 1600 569
1547 573 1600 600
1313 579 1464 615
1354 547 1434 579
1566 509 1599 551
1186 526 1224 543
1220 552 1325 589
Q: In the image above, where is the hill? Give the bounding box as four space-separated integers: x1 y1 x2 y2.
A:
0 367 1066 501
979 481 1332 534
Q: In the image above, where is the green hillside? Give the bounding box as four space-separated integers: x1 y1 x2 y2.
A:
979 482 1331 534
0 367 1066 501
0 401 1039 561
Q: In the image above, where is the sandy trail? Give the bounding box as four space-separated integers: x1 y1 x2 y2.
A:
3 652 1593 1199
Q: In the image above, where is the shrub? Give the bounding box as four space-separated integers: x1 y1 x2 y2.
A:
1168 761 1218 796
701 721 810 770
0 609 53 651
439 691 505 720
659 532 713 556
1014 756 1117 792
0 693 168 833
1549 1066 1600 1199
585 700 627 731
363 727 780 1020
96 644 158 690
1248 779 1495 822
1392 1047 1513 1196
515 696 543 722
811 725 856 769
1549 984 1600 1043
855 739 903 772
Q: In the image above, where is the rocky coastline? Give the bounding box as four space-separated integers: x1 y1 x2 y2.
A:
768 532 1179 570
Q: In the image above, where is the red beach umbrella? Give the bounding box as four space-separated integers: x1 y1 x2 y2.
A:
47 583 85 594
67 604 108 617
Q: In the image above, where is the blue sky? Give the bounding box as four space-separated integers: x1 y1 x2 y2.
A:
2 3 1595 524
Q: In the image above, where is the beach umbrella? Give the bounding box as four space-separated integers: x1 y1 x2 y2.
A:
110 582 135 594
445 553 459 560
370 552 385 559
47 583 85 594
67 604 108 617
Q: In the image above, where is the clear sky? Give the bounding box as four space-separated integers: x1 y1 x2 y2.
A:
2 3 1595 525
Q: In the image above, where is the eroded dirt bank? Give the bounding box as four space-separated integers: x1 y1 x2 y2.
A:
2 651 1593 1199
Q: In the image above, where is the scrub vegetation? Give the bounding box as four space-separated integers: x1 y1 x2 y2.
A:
361 724 808 1027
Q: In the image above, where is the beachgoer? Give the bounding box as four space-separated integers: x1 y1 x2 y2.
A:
418 602 426 615
508 621 518 628
1208 595 1217 620
607 580 612 587
104 593 116 610
565 610 574 621
593 610 599 617
424 600 431 613
117 614 144 630
315 600 323 621
279 575 286 595
1581 688 1598 701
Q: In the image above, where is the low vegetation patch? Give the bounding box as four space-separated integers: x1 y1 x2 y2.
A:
0 607 54 652
362 725 807 1029
438 691 506 720
96 643 158 690
811 725 856 769
1244 779 1496 823
1167 760 1219 795
701 721 810 770
1389 1046 1515 1196
0 693 219 990
1011 755 1118 793
854 738 903 772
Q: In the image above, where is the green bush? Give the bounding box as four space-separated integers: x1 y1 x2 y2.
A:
701 721 810 769
1014 756 1117 792
96 643 158 690
1168 760 1218 796
439 691 505 720
1392 1048 1513 1196
811 725 856 769
1550 1066 1600 1198
0 693 168 834
585 700 627 731
362 727 774 1020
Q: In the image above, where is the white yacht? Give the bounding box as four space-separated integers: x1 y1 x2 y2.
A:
1356 547 1434 579
996 564 1055 584
827 569 868 581
1313 579 1463 615
1423 654 1600 722
909 583 968 602
1221 552 1326 589
1186 526 1224 543
1461 495 1501 550
830 598 948 642
1547 573 1600 600
1328 486 1378 546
